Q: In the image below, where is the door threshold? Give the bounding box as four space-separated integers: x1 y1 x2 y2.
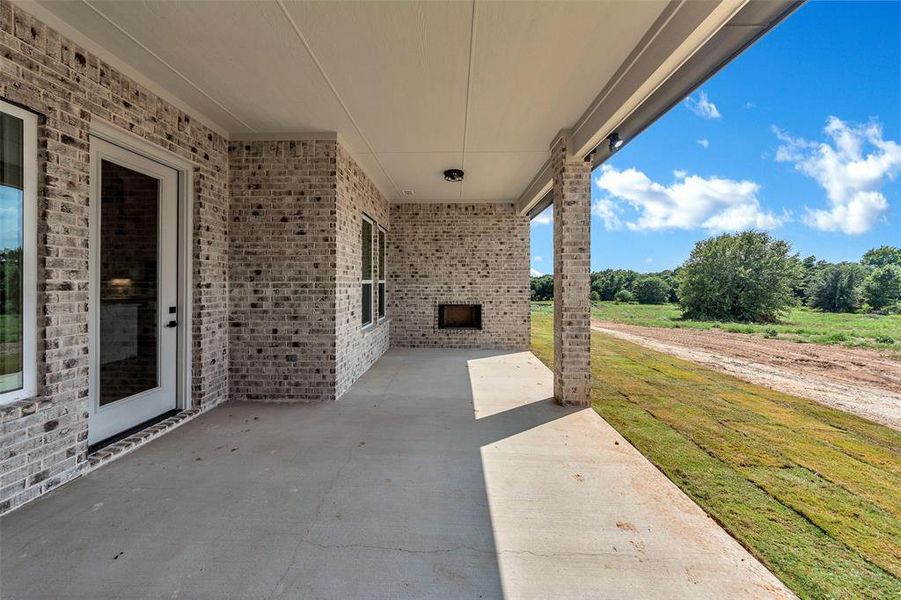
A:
88 409 180 454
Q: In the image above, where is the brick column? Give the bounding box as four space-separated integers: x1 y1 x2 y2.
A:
552 132 591 407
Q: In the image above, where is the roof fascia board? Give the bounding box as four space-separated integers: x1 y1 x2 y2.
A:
571 0 746 161
517 0 801 215
588 0 802 169
516 159 554 217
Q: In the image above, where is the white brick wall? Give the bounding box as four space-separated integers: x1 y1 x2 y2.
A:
388 203 530 350
228 140 389 403
335 145 389 398
228 139 338 402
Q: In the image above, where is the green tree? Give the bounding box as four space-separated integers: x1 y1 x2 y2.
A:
807 263 868 313
658 269 679 303
613 289 636 303
0 248 22 317
530 274 553 301
632 276 669 304
591 269 639 301
792 255 828 304
861 246 901 268
677 231 799 322
863 264 901 310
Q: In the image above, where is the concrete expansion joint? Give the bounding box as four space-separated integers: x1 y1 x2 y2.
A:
297 540 494 556
293 540 613 561
270 443 358 596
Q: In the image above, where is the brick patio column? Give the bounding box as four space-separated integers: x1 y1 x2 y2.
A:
551 131 591 407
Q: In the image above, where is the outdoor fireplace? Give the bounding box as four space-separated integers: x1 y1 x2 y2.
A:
438 304 482 330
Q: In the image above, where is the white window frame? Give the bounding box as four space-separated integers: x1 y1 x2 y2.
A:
0 100 38 405
361 214 374 329
377 226 387 321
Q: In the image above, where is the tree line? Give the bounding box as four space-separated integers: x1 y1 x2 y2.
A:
0 248 22 316
531 232 901 323
531 269 677 305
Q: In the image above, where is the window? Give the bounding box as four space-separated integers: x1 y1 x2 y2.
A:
361 215 373 327
0 101 37 404
377 227 386 320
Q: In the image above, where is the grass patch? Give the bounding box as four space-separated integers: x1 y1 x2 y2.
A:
532 300 901 354
531 311 901 599
0 314 22 344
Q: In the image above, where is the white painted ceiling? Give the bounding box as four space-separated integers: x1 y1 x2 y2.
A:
34 0 672 202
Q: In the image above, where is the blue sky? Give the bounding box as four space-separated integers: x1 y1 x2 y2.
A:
530 0 901 275
0 186 23 251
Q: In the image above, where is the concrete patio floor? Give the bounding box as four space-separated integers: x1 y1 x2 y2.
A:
0 348 792 599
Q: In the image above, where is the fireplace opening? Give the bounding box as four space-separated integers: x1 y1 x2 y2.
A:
438 304 482 330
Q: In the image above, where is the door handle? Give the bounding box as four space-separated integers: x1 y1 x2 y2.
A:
165 320 178 328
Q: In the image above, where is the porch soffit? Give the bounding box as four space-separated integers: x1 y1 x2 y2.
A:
19 0 797 206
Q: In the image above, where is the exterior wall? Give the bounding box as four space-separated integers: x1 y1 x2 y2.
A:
335 145 389 398
228 140 387 402
388 203 529 349
0 1 230 514
228 139 338 402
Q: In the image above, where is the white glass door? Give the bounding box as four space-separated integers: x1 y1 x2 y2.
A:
88 138 178 445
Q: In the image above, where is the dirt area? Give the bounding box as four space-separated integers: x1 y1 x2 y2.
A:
592 320 901 432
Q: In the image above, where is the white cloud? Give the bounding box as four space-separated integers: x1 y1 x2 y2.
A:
685 91 721 119
745 101 756 109
591 197 622 231
775 117 901 234
696 138 710 149
532 255 542 263
644 257 653 264
803 192 888 234
530 267 543 277
531 206 552 225
0 187 23 250
594 165 786 232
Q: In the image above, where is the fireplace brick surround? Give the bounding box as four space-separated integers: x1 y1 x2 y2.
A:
388 203 529 350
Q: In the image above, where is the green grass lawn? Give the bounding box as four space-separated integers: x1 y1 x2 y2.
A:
0 314 22 378
532 300 901 353
0 314 22 343
531 311 901 599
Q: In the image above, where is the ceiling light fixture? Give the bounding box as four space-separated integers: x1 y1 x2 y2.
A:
443 168 464 182
608 132 624 153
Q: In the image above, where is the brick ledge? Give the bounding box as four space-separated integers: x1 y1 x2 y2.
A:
86 402 220 470
0 396 53 424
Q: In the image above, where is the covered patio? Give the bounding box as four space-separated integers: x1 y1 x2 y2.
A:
1 349 790 599
0 1 807 595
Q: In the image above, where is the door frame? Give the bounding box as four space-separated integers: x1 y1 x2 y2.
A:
88 119 194 443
